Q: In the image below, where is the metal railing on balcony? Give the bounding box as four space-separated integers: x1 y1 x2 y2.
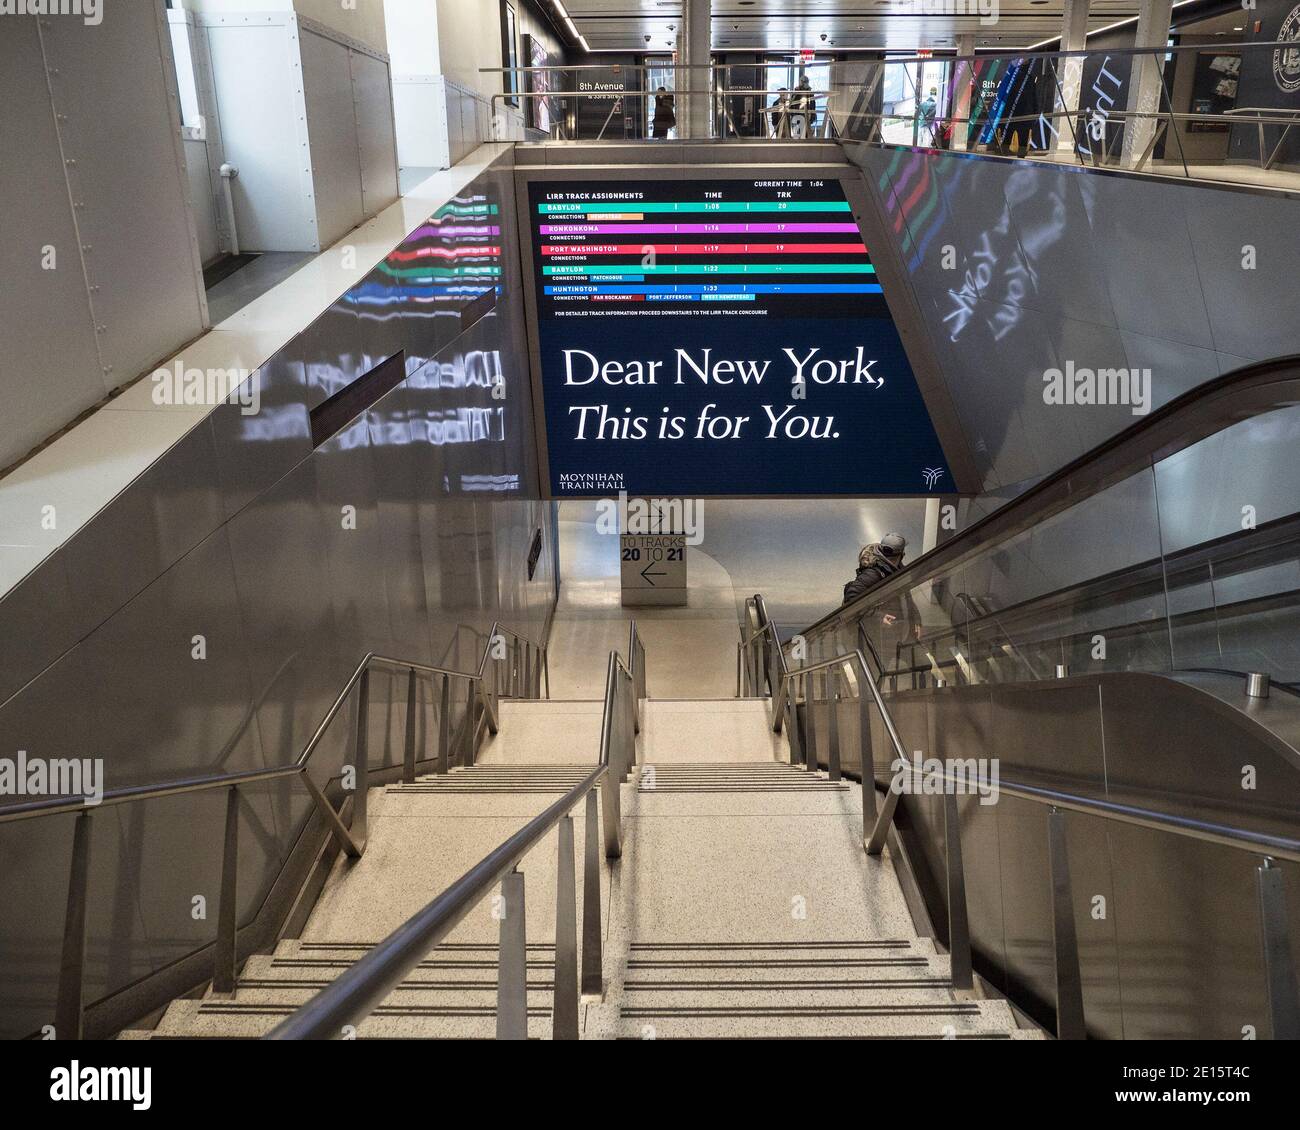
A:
488 42 1300 192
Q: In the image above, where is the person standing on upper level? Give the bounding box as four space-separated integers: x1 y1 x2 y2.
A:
652 87 676 139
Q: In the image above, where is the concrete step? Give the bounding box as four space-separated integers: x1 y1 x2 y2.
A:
641 699 786 763
389 764 596 794
272 940 568 964
147 997 558 1040
603 934 1023 1039
608 999 1020 1040
638 763 849 793
476 700 604 766
211 981 559 1008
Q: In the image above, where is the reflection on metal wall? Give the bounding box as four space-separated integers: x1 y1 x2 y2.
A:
845 143 1300 497
0 156 554 1040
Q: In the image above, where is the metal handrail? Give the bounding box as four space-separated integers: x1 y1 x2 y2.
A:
266 762 610 1040
22 620 547 1039
0 624 545 825
267 640 642 1040
737 594 790 709
628 620 647 732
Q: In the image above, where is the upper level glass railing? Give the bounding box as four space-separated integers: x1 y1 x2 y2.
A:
791 356 1300 695
488 41 1300 194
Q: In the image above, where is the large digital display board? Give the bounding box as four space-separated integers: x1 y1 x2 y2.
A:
526 177 954 496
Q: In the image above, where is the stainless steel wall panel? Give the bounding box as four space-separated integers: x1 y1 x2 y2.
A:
1084 177 1215 351
60 419 225 645
1108 825 1267 1038
313 416 392 662
0 16 106 469
366 387 434 666
78 526 262 790
0 553 82 709
1117 331 1223 406
300 30 366 250
1185 189 1300 362
1001 165 1118 328
38 6 207 403
1100 676 1300 843
993 794 1056 1016
209 360 313 522
224 460 346 772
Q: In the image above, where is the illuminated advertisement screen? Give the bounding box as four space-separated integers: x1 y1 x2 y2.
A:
527 37 552 134
527 177 953 496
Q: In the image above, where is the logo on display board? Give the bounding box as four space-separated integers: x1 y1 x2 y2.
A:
1276 4 1300 94
922 467 944 490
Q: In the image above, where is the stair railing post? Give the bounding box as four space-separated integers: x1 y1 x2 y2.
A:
827 665 842 781
553 814 580 1039
804 672 819 773
783 677 803 767
1258 856 1300 1040
461 677 476 767
55 810 92 1040
438 674 451 775
352 668 370 843
497 868 528 1039
856 655 877 831
402 666 418 784
600 770 622 860
581 789 604 996
943 788 973 989
1047 806 1086 1039
213 785 241 994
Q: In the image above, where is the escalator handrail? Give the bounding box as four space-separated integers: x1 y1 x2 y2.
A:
799 354 1300 640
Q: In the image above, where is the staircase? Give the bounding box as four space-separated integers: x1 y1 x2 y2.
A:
121 698 1036 1040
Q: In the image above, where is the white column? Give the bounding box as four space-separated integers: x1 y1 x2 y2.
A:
678 0 711 139
1121 0 1174 167
1055 0 1090 153
951 34 976 151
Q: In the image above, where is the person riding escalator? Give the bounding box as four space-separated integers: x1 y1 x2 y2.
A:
843 534 922 648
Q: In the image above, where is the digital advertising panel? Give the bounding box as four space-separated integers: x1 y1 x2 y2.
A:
524 176 954 497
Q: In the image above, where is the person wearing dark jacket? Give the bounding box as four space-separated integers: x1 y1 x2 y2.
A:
652 87 676 138
843 534 922 640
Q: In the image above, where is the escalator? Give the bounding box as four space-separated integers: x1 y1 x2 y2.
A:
744 354 1300 1039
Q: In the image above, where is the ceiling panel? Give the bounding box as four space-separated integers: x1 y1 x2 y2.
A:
562 1 1144 51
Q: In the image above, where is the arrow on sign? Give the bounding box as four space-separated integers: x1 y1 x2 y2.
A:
640 563 667 586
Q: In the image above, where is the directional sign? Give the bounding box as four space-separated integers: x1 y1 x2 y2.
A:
620 533 687 607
